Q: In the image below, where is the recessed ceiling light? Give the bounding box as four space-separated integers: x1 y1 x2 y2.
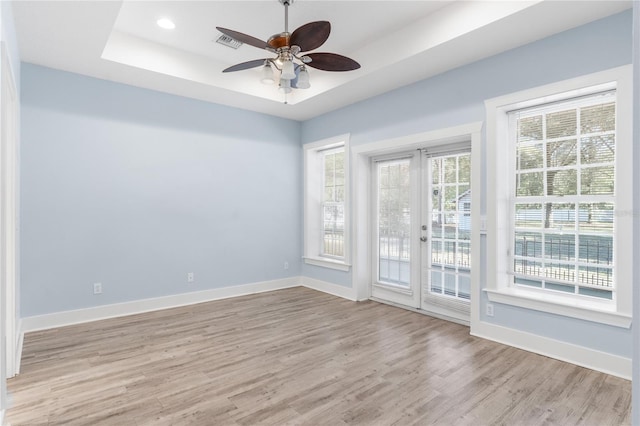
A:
157 18 175 30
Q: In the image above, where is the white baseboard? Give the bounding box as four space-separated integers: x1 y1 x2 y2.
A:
301 277 357 301
21 277 301 333
472 320 632 380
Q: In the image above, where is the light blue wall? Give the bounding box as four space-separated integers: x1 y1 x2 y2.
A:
301 10 633 358
21 64 302 317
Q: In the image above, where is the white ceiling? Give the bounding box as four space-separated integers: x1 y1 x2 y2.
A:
12 0 631 121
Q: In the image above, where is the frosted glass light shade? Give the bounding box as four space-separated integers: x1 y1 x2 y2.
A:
297 67 310 89
261 63 275 84
281 60 296 80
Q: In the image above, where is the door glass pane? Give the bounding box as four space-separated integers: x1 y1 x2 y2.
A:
431 240 442 265
428 152 471 302
431 271 442 294
444 273 456 297
458 275 471 300
377 159 411 287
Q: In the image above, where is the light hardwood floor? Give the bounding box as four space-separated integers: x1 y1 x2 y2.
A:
7 287 631 425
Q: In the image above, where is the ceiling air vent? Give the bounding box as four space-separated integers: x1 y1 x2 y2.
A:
216 34 243 49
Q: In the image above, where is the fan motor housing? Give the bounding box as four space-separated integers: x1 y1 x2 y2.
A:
267 32 291 49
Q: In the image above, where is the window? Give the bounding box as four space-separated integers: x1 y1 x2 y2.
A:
511 92 615 300
304 135 350 271
321 148 345 258
485 66 632 327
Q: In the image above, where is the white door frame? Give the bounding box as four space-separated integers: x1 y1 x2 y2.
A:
1 42 19 378
351 123 482 326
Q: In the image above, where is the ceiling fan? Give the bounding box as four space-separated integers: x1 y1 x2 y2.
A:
217 0 360 95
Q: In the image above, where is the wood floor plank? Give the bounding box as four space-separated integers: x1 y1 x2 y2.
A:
6 287 631 425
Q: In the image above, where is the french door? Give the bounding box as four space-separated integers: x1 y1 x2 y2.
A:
422 151 471 322
371 155 421 307
371 148 471 322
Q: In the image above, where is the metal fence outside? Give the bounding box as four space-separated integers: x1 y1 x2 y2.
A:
514 234 613 288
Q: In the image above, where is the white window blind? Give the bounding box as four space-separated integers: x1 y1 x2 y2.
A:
509 90 616 300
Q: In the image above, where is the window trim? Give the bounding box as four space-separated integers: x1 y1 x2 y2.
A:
484 65 632 328
303 134 351 271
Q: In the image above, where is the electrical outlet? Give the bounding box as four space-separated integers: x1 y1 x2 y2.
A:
486 303 494 317
187 272 194 283
93 282 102 295
284 262 289 270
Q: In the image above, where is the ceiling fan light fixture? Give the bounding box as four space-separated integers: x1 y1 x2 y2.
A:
279 78 292 94
217 0 359 101
261 61 275 85
297 66 310 89
280 59 296 80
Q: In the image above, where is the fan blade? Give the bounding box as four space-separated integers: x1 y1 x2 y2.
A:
306 53 360 71
216 27 271 51
223 59 268 73
290 21 331 52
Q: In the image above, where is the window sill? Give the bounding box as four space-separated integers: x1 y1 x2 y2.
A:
303 257 351 272
484 288 631 328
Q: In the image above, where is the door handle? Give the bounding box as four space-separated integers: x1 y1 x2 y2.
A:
420 236 427 242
